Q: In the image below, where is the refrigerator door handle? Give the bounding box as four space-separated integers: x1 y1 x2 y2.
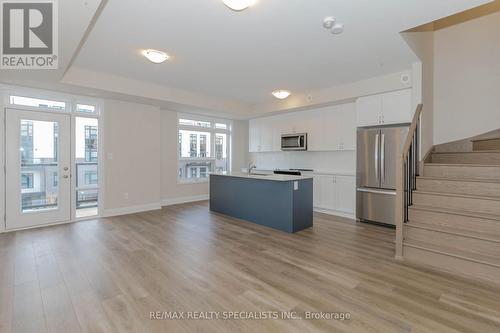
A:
375 133 379 182
381 133 385 183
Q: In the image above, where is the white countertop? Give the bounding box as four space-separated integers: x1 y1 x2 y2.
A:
210 172 313 182
252 169 356 177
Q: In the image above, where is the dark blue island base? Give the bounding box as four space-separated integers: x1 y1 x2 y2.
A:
209 174 313 233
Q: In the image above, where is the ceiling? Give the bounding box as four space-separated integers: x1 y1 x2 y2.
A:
1 0 492 116
71 0 489 105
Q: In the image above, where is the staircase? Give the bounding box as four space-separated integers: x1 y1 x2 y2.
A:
403 150 500 284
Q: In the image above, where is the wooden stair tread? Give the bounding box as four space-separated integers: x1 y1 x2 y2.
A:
425 163 500 167
432 150 500 154
409 204 500 222
413 190 500 201
472 138 500 142
405 221 500 243
417 176 500 184
404 239 500 268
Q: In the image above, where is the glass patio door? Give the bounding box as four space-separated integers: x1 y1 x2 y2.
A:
5 109 71 230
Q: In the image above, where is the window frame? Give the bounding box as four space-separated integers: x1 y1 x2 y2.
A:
177 113 232 184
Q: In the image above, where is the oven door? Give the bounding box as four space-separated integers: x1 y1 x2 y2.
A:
281 134 307 151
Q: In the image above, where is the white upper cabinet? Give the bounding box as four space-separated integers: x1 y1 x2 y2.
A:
306 104 356 152
356 94 382 127
305 108 325 151
335 103 356 150
249 117 277 152
259 117 274 152
249 102 356 153
249 118 261 152
381 89 412 125
356 89 412 127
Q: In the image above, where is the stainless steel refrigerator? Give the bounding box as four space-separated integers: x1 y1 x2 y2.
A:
357 125 409 226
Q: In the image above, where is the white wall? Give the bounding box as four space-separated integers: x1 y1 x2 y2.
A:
402 31 435 158
433 11 500 144
102 99 162 215
231 119 249 171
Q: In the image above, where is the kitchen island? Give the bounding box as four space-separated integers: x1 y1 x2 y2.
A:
209 173 313 233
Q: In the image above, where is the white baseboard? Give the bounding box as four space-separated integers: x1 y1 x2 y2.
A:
161 194 209 207
102 202 162 218
314 207 355 220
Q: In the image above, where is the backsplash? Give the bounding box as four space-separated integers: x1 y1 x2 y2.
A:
248 151 356 173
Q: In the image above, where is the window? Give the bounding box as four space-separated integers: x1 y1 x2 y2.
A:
53 172 58 187
21 173 34 189
10 95 66 110
76 104 96 114
200 135 207 157
215 123 228 130
200 167 207 178
84 125 98 162
179 118 211 128
20 120 34 163
215 133 228 173
178 115 231 182
189 134 197 157
190 168 197 178
84 171 98 185
75 117 99 218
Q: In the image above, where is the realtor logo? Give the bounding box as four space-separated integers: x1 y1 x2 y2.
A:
1 0 58 69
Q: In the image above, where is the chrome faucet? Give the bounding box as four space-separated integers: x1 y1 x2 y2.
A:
248 162 256 174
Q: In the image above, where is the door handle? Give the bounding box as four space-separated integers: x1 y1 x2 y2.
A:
63 167 69 171
374 133 379 182
381 133 385 183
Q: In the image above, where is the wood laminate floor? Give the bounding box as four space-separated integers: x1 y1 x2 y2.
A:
0 201 499 333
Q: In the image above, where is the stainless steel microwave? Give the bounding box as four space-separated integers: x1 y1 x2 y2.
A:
281 133 307 151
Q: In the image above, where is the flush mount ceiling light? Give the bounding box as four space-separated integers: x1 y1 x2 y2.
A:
222 0 256 11
272 90 291 100
142 49 169 64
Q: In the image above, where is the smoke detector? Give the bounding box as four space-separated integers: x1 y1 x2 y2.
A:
323 17 344 35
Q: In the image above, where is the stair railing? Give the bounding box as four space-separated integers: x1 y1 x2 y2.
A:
395 104 423 259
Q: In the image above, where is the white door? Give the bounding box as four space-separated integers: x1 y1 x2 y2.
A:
6 109 71 230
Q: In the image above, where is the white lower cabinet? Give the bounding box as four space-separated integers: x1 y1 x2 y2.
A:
312 174 356 217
